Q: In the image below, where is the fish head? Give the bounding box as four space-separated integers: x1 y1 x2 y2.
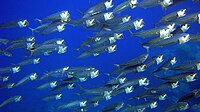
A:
18 19 29 28
112 84 119 90
57 24 65 32
104 90 112 97
178 34 190 44
114 33 124 40
2 76 9 82
159 28 171 38
58 46 67 54
139 78 150 86
85 19 95 27
164 33 173 39
122 16 131 23
177 9 187 18
129 0 138 9
50 81 58 88
68 83 76 89
27 42 35 50
63 66 69 72
94 37 101 42
30 73 38 80
105 95 112 100
167 23 176 32
93 101 99 107
186 73 198 82
196 63 200 70
181 24 190 32
170 57 177 65
79 77 88 82
104 0 113 9
15 96 22 102
119 77 127 84
80 100 87 107
7 83 15 89
56 39 65 45
133 19 145 30
90 69 99 78
198 13 200 24
44 51 52 56
150 101 158 109
60 11 70 22
12 66 21 73
160 0 173 8
56 94 62 100
109 37 116 43
125 86 133 94
27 37 35 42
107 44 117 53
159 94 167 100
171 81 180 88
93 53 100 56
104 12 114 21
156 55 164 64
136 64 147 72
179 103 189 111
33 58 40 64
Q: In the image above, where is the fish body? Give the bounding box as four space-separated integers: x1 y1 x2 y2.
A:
165 102 189 112
0 96 22 108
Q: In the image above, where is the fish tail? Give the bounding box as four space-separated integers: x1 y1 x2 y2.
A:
128 29 133 37
77 9 84 15
116 72 124 79
34 18 42 24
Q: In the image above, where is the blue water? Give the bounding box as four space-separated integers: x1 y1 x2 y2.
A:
0 0 200 112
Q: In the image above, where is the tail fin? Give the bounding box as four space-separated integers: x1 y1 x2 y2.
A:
35 18 42 24
77 9 84 15
129 29 133 37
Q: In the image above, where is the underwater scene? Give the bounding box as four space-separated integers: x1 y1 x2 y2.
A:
0 0 200 112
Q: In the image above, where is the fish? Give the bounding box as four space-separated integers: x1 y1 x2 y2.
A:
77 44 117 58
0 96 22 108
171 12 200 25
87 12 114 22
29 44 67 57
113 0 138 14
0 76 9 82
114 53 148 67
121 101 158 112
41 38 65 45
145 81 180 93
0 66 20 74
9 36 35 44
51 83 75 91
36 81 57 90
15 73 37 87
42 93 62 101
136 0 173 9
167 60 200 71
0 19 29 28
133 23 176 38
102 102 124 112
159 9 187 23
81 0 113 18
117 77 150 90
178 88 200 102
155 72 198 82
39 23 66 35
42 10 70 22
133 92 167 100
148 33 190 47
5 42 35 51
15 58 40 66
57 100 87 110
164 102 189 112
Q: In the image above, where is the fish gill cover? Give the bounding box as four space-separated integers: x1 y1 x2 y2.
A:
0 0 200 112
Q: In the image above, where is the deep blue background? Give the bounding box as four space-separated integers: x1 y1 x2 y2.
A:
0 0 200 112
